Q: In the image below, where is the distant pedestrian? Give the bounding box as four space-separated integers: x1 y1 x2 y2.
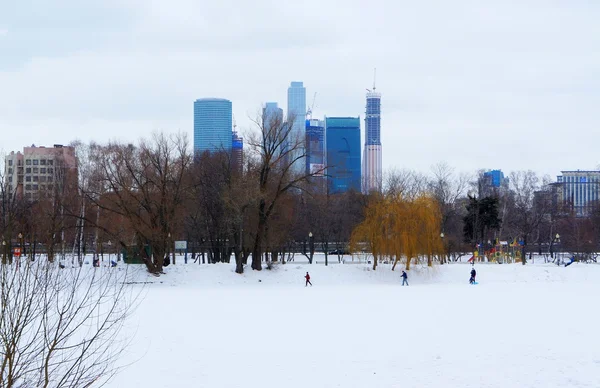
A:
305 272 312 287
401 270 409 286
470 268 477 284
565 256 575 267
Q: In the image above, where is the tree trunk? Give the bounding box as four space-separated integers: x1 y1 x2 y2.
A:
251 224 265 271
234 250 244 274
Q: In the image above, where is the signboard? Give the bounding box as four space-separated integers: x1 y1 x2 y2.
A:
174 241 187 250
310 163 325 177
13 247 21 257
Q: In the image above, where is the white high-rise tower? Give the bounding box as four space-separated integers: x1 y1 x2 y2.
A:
362 70 382 193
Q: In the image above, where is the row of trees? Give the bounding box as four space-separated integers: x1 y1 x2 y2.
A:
2 109 600 275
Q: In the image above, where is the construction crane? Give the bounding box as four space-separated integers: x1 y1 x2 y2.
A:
366 68 377 93
306 92 317 120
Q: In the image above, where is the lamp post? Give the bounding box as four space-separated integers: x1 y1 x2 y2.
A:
440 232 445 264
555 233 561 265
18 233 23 258
308 232 316 265
168 232 174 265
108 240 112 266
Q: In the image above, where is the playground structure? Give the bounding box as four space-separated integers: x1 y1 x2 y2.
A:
468 239 524 264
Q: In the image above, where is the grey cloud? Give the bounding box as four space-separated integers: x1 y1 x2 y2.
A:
1 0 599 178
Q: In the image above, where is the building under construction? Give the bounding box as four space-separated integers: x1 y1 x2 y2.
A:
362 73 382 193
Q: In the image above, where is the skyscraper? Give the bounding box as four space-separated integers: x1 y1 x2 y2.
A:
231 131 243 174
287 82 306 174
193 98 233 155
264 102 284 128
362 83 382 193
305 118 325 176
326 117 361 193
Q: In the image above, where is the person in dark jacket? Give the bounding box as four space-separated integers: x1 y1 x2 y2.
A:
401 270 409 286
305 272 312 287
470 268 477 284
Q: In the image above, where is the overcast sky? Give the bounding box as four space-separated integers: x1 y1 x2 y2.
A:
1 0 599 179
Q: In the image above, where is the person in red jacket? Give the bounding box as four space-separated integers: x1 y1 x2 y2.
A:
305 272 312 287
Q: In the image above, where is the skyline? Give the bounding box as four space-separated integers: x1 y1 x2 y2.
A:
1 1 599 179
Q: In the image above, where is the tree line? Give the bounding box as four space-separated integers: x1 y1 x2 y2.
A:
2 110 600 275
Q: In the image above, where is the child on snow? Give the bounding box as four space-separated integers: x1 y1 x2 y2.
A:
401 270 409 286
470 268 477 284
305 272 312 287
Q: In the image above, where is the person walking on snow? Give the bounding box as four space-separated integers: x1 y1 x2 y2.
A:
305 272 312 287
470 268 477 284
401 270 409 286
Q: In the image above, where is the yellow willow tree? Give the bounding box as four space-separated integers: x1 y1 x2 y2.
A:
350 195 389 270
351 194 443 271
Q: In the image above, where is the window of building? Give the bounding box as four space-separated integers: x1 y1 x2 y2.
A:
8 185 12 193
40 176 47 183
26 168 31 174
32 184 39 190
8 168 12 174
25 184 31 190
40 159 46 165
48 184 54 191
26 159 31 165
17 176 23 183
40 185 46 191
8 160 12 166
17 160 22 166
33 159 39 165
48 168 54 174
48 176 53 182
26 176 31 182
33 167 39 173
26 193 32 199
40 168 46 174
48 160 54 166
33 176 39 182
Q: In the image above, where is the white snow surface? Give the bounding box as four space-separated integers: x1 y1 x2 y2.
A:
108 256 600 388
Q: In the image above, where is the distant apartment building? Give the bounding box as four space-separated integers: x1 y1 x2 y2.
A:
325 117 361 193
193 98 233 155
4 144 78 201
552 170 600 217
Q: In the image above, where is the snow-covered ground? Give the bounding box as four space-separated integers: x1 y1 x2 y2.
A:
107 255 600 388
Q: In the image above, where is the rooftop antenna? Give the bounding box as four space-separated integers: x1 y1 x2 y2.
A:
373 67 377 91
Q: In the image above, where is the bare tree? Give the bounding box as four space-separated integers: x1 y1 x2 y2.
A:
0 260 138 387
429 163 470 262
505 170 548 264
246 110 324 271
85 132 192 275
384 168 429 200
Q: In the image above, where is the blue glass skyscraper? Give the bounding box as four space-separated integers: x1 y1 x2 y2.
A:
326 117 361 193
193 98 233 155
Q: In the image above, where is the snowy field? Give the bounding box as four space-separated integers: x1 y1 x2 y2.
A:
107 256 600 388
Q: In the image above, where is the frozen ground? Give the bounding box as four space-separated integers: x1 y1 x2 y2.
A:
107 256 600 388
